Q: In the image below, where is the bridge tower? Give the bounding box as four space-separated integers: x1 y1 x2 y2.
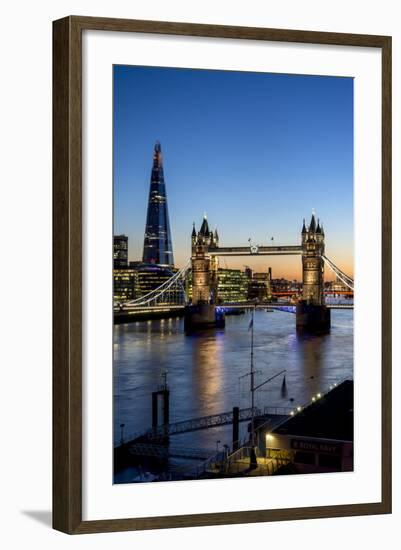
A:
185 215 225 331
191 216 211 304
297 213 331 333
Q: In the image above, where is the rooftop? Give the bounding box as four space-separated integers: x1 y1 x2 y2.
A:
273 380 353 441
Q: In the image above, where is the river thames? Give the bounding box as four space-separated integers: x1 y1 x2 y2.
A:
113 309 353 472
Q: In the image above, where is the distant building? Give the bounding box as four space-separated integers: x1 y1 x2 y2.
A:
271 278 292 292
113 263 184 305
113 235 128 268
244 267 253 280
142 142 174 267
217 268 248 303
327 276 349 293
136 264 183 305
113 268 137 303
248 270 272 301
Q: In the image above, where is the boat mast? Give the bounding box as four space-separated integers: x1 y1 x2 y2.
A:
250 306 255 446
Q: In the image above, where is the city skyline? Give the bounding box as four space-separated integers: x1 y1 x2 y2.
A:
113 65 354 280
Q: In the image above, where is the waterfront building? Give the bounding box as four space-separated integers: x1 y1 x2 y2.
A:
136 264 183 304
113 263 184 305
113 234 128 268
217 268 249 303
186 270 193 302
142 142 174 267
248 271 272 301
326 276 350 294
259 380 353 474
113 268 137 303
270 277 292 292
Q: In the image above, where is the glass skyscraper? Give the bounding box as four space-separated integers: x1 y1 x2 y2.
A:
142 142 174 266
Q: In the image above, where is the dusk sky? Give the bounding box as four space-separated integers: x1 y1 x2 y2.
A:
113 65 353 280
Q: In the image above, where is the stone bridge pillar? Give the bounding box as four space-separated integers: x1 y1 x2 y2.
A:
297 214 330 333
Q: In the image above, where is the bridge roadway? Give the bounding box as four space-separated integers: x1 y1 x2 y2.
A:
216 302 354 310
114 301 354 318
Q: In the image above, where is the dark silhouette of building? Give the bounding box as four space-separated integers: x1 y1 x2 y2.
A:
142 142 174 267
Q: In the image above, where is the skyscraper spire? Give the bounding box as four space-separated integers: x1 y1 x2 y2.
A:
142 142 174 266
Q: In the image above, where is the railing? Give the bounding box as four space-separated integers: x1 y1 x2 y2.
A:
220 446 290 476
117 406 292 448
119 407 262 445
262 405 294 416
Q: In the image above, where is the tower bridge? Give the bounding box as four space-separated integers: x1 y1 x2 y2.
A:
187 212 339 332
116 212 353 333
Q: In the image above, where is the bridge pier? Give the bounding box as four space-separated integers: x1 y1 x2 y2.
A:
296 301 331 334
184 303 225 332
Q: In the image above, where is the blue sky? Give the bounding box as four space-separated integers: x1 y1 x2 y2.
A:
113 65 353 279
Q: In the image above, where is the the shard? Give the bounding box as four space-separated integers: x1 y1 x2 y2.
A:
142 142 174 266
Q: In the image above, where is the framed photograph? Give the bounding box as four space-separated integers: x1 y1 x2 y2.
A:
53 16 392 534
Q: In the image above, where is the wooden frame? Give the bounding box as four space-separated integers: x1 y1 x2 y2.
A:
53 15 392 534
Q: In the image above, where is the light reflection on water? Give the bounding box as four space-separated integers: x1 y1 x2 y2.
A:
113 310 353 449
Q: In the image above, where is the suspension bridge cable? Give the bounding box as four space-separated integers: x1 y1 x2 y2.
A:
123 261 191 306
322 255 354 291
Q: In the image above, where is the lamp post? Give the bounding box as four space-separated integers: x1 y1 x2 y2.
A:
120 423 125 445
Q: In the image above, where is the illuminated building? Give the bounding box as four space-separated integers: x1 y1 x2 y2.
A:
217 268 248 303
327 276 349 293
136 264 183 304
113 268 137 303
142 142 174 267
114 264 184 305
113 234 128 268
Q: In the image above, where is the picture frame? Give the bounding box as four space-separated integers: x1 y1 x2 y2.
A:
53 15 392 534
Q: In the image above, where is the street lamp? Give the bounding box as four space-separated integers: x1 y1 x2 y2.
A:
120 423 125 445
216 439 221 453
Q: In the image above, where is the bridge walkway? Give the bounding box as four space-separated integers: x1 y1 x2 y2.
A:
121 406 292 448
